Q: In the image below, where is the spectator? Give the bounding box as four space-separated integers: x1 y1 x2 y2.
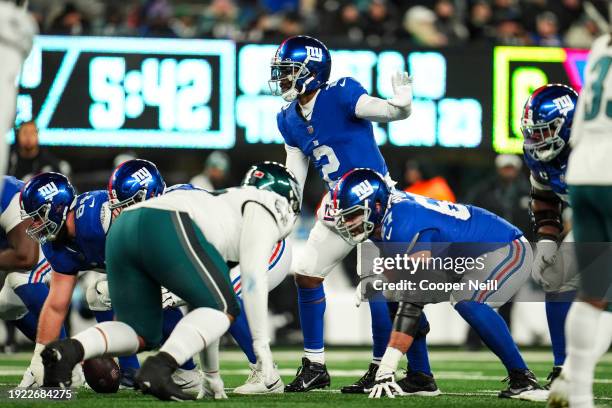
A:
323 2 365 44
531 12 563 46
433 0 468 45
362 0 399 47
404 160 456 202
403 5 447 47
139 0 177 37
190 151 231 190
495 17 529 45
467 0 495 44
48 2 89 35
565 16 602 48
8 121 61 182
200 0 242 40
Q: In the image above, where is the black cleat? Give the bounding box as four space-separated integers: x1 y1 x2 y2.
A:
41 339 84 388
340 363 378 394
284 357 330 392
135 352 195 401
544 366 563 390
397 371 441 396
498 369 543 398
134 351 195 401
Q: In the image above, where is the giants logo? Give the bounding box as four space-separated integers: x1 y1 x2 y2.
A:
38 182 60 201
352 180 374 201
132 167 153 186
305 46 323 62
552 95 574 116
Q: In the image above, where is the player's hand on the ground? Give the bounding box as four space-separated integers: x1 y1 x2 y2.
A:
161 287 186 309
387 72 413 109
531 239 557 289
368 373 403 398
203 371 227 399
28 343 46 386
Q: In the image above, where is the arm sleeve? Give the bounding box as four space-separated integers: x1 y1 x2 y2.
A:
354 94 411 123
285 144 309 193
239 202 281 348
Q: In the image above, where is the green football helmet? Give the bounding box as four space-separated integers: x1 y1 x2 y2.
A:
242 161 302 214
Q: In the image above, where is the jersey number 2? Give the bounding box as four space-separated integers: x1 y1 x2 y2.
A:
313 145 340 183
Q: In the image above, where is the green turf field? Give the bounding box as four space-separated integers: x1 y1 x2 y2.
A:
0 349 610 407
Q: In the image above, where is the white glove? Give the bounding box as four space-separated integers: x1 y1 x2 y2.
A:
161 287 186 309
202 371 227 400
368 372 403 398
531 239 558 290
387 71 413 109
28 343 45 387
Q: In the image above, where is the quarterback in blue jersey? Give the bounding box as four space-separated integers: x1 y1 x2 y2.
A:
521 84 580 387
271 35 424 394
332 169 543 399
19 168 202 395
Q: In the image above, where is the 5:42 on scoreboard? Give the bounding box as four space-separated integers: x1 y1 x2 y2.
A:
16 36 236 149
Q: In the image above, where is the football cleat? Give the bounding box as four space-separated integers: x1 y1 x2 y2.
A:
41 339 84 388
340 363 378 394
396 371 441 396
284 357 330 392
172 368 204 399
119 367 138 389
134 352 195 401
546 370 569 408
234 363 284 394
498 368 543 399
545 366 563 390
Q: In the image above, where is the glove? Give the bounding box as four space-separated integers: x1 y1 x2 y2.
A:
531 239 558 290
387 72 413 109
202 371 227 400
161 287 186 309
28 343 45 387
368 372 403 398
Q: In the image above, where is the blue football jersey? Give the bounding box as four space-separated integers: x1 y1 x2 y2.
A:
380 193 523 254
42 190 110 275
523 149 569 203
277 77 388 188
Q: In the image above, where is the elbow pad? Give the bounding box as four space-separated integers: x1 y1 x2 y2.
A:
529 188 563 241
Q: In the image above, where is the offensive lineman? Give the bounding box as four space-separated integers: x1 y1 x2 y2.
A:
548 32 612 408
270 35 424 394
39 162 300 401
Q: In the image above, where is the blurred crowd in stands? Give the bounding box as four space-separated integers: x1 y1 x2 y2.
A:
28 0 610 48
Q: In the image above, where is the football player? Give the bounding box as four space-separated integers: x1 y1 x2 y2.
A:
270 35 431 394
332 169 542 399
19 168 202 395
549 32 612 408
0 1 36 176
39 162 300 401
109 160 292 394
521 84 580 387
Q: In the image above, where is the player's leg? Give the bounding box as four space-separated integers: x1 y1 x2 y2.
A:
554 185 612 408
285 218 353 392
453 238 541 398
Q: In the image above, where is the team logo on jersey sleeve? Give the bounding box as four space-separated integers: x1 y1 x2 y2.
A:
132 167 153 186
305 46 323 62
38 182 59 201
552 95 574 116
352 180 374 200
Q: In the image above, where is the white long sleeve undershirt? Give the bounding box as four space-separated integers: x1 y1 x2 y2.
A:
354 94 411 123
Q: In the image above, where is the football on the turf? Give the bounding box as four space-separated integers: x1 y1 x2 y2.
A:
82 357 121 393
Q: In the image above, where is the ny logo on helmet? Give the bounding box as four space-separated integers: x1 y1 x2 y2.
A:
352 180 374 201
132 167 152 186
305 46 323 62
38 182 60 201
553 95 574 116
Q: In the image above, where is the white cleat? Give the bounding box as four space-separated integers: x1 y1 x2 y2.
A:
547 372 569 408
18 368 37 388
234 363 284 395
172 368 204 399
518 389 550 402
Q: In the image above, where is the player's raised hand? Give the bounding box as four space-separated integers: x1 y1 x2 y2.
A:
368 372 403 398
387 71 413 109
531 239 557 290
203 371 227 400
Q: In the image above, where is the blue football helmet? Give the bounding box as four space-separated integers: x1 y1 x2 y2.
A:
108 159 166 211
332 169 391 244
20 172 76 243
521 84 578 162
269 35 332 102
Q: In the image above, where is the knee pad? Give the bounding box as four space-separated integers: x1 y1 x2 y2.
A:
293 242 320 278
85 279 112 311
392 302 423 337
0 282 27 320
